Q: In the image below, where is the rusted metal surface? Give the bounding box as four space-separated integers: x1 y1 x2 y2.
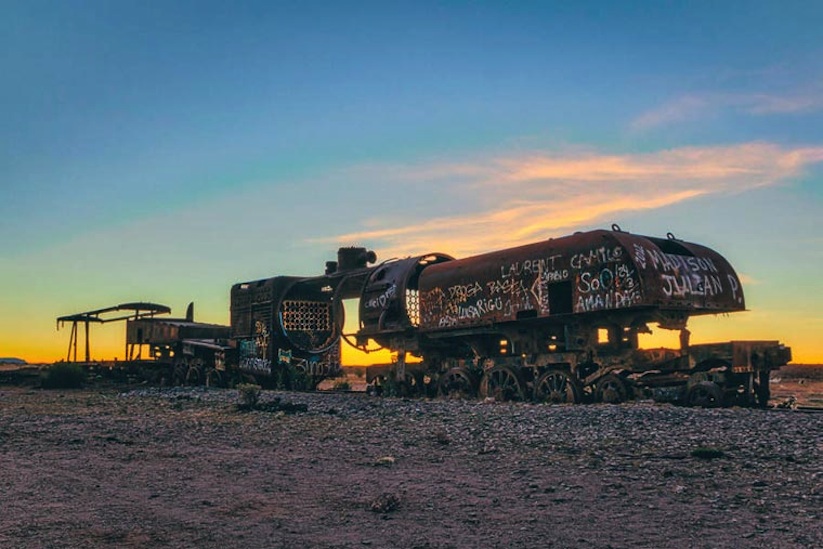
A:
416 228 744 332
231 275 338 378
121 303 231 366
358 254 453 342
57 302 172 362
55 302 233 385
279 282 339 353
126 318 230 354
231 276 300 339
56 302 171 325
230 247 378 381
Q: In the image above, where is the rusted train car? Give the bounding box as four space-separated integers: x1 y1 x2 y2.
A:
229 247 377 388
124 303 231 385
62 227 790 406
356 226 790 407
57 302 233 385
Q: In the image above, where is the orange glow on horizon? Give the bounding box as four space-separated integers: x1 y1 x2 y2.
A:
5 315 821 366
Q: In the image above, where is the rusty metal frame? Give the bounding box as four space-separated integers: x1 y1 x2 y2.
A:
56 302 171 362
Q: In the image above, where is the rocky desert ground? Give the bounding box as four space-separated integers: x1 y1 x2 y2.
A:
0 366 821 548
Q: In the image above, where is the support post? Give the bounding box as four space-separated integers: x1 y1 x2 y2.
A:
67 322 78 362
395 350 406 382
84 320 90 362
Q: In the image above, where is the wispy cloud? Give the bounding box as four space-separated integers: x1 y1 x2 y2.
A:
631 95 712 131
323 143 823 257
631 88 823 131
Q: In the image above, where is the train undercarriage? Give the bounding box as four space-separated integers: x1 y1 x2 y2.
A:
364 321 791 408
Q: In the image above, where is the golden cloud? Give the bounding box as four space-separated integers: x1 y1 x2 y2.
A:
325 142 823 258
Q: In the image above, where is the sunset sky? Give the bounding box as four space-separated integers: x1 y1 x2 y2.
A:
2 1 821 364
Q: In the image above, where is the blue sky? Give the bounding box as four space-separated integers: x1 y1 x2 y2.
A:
2 1 822 362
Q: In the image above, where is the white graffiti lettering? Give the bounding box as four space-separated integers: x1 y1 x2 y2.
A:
365 284 397 309
727 274 742 303
633 244 647 270
500 255 563 279
475 297 505 315
645 248 718 274
240 357 270 374
448 281 484 301
570 246 623 270
574 289 640 313
487 277 528 297
661 274 724 298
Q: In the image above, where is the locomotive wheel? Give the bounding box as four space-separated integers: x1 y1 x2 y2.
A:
533 369 582 404
205 367 224 388
479 365 526 402
397 372 426 397
290 363 313 391
367 375 387 396
595 374 630 404
686 381 725 408
185 359 204 385
172 360 188 385
438 368 478 399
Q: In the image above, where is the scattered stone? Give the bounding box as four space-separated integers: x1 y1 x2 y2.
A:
369 492 400 514
431 429 450 445
2 385 821 548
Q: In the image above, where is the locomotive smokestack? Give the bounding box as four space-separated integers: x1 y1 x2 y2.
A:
336 247 377 271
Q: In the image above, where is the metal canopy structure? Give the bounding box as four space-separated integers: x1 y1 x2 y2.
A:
56 302 171 362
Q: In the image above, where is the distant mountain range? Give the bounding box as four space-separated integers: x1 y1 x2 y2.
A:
0 358 27 365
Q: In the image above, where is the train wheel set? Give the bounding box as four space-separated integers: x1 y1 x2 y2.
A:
365 363 759 408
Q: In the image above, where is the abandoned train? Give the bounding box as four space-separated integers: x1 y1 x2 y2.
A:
100 226 792 407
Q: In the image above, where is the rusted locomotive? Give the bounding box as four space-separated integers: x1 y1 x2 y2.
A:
58 226 790 406
356 226 790 407
225 225 789 406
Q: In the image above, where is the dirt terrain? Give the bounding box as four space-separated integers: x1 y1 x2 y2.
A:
768 364 823 409
1 373 821 549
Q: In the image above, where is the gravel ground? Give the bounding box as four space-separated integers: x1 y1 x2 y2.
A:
0 386 821 549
